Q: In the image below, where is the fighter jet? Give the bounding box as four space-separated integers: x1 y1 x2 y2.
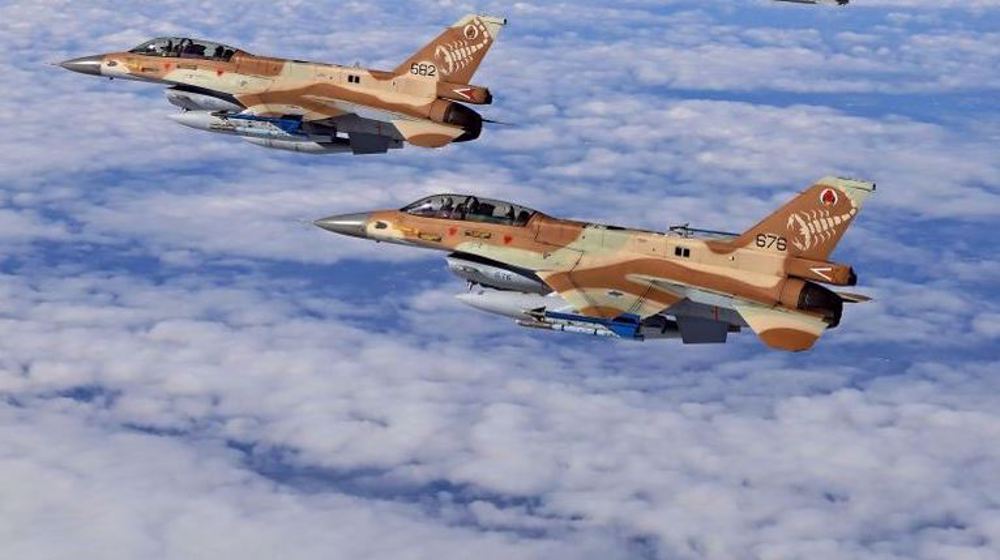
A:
315 177 875 351
58 14 506 155
772 0 849 5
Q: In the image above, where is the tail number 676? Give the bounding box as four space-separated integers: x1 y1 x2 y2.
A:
755 233 787 251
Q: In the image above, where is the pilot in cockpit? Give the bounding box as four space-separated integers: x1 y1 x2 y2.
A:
465 197 477 215
438 197 455 218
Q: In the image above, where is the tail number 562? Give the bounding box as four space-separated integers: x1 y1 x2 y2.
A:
410 63 437 77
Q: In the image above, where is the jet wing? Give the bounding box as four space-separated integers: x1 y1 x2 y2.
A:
539 266 830 350
534 267 751 344
526 259 830 350
314 106 467 149
641 277 830 351
297 97 409 124
241 96 465 152
235 102 412 154
534 263 683 321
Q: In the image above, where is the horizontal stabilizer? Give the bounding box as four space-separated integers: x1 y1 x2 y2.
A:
734 303 828 352
837 291 872 304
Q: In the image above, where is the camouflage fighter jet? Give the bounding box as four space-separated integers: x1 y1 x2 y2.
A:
315 177 875 351
59 14 506 155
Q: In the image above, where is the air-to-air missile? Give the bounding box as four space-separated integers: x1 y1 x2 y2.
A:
772 0 849 5
59 14 506 155
315 177 875 352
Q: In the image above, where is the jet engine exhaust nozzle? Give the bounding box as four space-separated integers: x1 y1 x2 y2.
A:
428 100 483 142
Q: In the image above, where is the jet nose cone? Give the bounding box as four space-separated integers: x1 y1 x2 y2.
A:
60 55 103 76
313 212 371 239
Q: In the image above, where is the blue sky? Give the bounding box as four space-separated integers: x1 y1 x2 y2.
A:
1 1 998 558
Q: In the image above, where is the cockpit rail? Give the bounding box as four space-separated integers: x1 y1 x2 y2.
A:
129 37 244 62
402 194 538 227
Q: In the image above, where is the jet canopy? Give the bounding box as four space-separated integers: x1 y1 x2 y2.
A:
402 194 537 227
129 37 244 61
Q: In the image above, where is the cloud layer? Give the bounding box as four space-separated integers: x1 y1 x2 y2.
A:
0 1 998 559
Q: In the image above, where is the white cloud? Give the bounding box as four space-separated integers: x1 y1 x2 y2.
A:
0 267 998 558
0 1 997 558
0 403 622 560
0 99 988 266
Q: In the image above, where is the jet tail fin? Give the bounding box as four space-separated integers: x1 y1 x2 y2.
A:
393 14 507 84
732 176 875 261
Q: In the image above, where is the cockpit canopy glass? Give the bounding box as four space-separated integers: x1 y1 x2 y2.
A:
402 195 537 227
129 38 242 61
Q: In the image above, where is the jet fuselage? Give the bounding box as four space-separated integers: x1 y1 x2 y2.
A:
316 177 875 351
60 15 506 154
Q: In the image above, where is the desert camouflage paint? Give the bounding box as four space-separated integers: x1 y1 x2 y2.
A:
60 14 506 153
317 177 875 352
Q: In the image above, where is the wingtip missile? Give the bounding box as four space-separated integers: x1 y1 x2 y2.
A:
772 0 849 5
